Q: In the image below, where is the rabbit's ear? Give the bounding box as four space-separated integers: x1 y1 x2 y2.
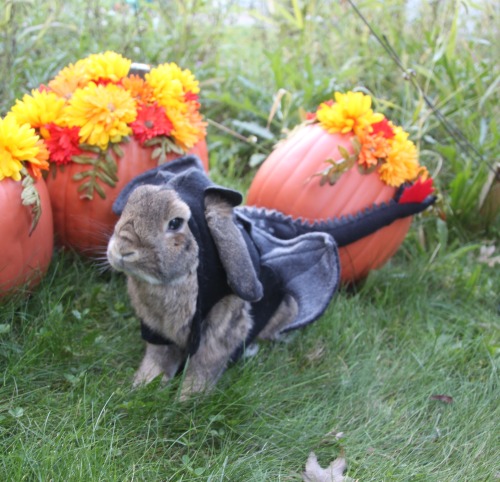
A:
204 187 263 303
113 155 205 215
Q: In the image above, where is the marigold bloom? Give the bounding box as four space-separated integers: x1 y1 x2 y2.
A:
122 75 154 104
48 58 90 99
63 82 137 150
0 116 41 181
378 126 420 186
83 51 131 84
317 91 384 136
169 105 206 151
358 132 391 168
9 90 66 129
146 63 200 113
130 103 174 145
29 139 50 179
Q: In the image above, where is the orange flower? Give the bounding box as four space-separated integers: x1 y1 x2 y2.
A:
29 140 50 179
169 104 206 151
48 59 89 99
358 131 391 168
122 75 154 104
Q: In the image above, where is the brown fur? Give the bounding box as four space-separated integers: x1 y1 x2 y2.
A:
257 294 299 341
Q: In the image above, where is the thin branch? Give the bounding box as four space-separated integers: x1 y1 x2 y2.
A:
345 0 497 178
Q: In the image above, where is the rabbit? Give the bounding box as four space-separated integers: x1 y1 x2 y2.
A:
107 156 340 398
108 186 258 398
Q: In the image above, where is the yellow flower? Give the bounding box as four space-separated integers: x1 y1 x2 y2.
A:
146 63 200 113
317 91 384 136
168 105 206 151
378 126 421 186
0 116 40 181
48 58 90 99
8 89 66 130
63 82 137 150
83 51 131 83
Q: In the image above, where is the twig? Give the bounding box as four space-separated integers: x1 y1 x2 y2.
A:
345 0 497 179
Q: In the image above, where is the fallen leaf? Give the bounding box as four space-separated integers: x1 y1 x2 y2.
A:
303 452 355 482
430 394 454 404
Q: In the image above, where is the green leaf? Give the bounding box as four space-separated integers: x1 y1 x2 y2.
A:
9 407 24 419
72 170 96 182
95 170 118 186
358 163 379 175
111 142 124 158
152 146 163 160
72 155 97 166
94 182 106 199
79 144 101 154
232 120 275 140
163 137 185 155
19 168 42 233
338 145 351 161
143 137 162 147
0 324 11 334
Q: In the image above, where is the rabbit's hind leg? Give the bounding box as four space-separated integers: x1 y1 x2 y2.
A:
257 294 299 341
180 295 252 398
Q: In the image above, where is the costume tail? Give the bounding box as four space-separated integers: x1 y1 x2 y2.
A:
237 188 436 247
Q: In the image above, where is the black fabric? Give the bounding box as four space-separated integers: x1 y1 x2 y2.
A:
238 193 436 248
140 319 173 345
112 155 206 216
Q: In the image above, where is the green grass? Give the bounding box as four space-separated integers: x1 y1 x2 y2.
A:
1 0 499 480
1 245 498 481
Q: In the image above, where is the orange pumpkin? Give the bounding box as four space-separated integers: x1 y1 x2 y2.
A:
246 124 412 283
45 138 208 256
0 178 54 297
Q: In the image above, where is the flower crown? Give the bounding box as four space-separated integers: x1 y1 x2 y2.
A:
4 51 206 199
310 91 429 189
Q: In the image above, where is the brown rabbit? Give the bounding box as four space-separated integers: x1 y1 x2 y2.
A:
108 186 258 398
107 156 339 398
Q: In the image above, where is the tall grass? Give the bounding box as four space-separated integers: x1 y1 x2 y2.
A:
1 1 498 237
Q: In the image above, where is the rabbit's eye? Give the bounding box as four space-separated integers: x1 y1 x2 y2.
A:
167 217 184 231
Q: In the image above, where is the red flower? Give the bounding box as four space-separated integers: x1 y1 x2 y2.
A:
130 103 173 144
94 77 116 86
184 91 199 103
44 123 83 165
371 118 395 139
399 177 434 204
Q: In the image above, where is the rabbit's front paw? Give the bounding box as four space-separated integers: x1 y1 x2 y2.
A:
132 363 169 388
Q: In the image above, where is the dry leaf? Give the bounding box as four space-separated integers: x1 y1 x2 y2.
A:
303 452 355 482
